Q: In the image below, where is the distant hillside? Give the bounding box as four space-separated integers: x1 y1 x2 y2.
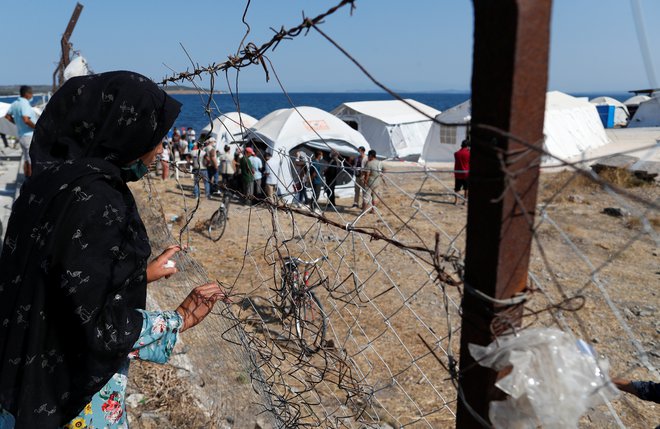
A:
0 85 52 96
0 84 203 96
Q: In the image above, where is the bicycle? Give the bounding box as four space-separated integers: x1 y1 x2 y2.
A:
207 188 231 241
276 255 328 354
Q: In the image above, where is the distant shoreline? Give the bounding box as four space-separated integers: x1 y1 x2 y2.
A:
164 89 209 95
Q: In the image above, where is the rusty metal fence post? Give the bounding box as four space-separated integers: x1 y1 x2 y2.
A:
456 1 552 427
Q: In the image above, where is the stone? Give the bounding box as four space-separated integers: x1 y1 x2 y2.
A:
602 207 628 217
567 194 584 204
591 154 660 182
126 393 145 408
255 415 274 429
630 160 660 182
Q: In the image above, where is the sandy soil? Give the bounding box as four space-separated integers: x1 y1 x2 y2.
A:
129 163 659 428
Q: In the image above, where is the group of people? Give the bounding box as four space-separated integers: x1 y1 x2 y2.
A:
289 146 384 213
154 130 387 213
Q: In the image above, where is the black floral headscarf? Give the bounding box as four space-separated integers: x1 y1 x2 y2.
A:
0 71 180 427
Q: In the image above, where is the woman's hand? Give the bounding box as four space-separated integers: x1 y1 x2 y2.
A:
146 245 183 283
176 282 231 332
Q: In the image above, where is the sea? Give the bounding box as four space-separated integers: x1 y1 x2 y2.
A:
1 91 633 133
168 91 633 133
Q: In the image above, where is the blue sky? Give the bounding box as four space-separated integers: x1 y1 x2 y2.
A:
2 0 659 93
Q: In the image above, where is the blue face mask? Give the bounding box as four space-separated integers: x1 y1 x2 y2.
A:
120 159 149 182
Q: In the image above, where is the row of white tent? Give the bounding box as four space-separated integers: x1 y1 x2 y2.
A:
588 94 659 128
201 98 440 160
421 91 614 165
199 90 637 199
420 91 660 164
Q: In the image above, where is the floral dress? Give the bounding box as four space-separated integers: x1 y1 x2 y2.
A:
61 309 182 429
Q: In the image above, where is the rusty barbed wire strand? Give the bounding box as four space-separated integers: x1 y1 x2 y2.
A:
159 0 356 86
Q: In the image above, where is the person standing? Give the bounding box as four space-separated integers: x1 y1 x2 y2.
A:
186 128 196 152
0 71 229 428
219 145 234 188
352 146 367 208
309 150 325 212
4 86 37 177
250 149 263 198
453 140 470 205
263 152 279 205
191 141 211 199
204 137 219 193
324 150 341 208
362 149 384 211
293 151 310 206
160 141 171 180
176 131 187 161
240 147 256 203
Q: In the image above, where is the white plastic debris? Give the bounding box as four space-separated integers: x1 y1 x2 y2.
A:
163 260 175 269
63 55 91 81
469 328 619 429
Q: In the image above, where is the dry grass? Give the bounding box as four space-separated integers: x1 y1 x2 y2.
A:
540 168 654 204
624 215 660 230
131 167 659 428
127 361 217 429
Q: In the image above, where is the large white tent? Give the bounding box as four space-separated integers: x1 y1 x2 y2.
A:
201 112 258 156
623 95 651 119
589 96 629 127
627 95 660 128
331 99 440 160
419 91 610 165
245 106 370 200
418 100 470 164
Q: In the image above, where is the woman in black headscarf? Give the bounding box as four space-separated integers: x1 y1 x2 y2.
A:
0 71 227 428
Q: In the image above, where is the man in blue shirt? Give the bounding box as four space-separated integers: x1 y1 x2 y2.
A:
5 86 37 177
309 150 325 212
249 149 263 198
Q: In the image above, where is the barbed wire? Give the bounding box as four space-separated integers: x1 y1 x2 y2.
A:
159 0 356 86
141 1 660 427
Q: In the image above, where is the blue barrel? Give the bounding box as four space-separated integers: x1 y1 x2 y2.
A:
596 105 615 128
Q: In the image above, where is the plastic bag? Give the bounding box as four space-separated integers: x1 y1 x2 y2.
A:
469 328 619 429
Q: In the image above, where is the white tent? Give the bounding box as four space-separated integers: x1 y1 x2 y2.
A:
245 106 370 200
201 112 258 156
419 91 610 165
623 95 651 120
623 95 650 107
331 99 440 160
418 100 470 164
589 96 629 127
627 95 660 128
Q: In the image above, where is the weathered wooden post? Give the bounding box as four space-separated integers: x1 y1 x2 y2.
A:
456 1 552 427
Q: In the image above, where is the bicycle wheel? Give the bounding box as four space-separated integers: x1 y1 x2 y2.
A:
208 208 227 241
294 290 327 354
